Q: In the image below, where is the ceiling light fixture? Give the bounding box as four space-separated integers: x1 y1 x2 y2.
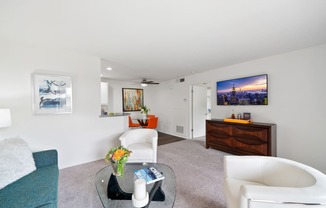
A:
141 83 147 87
106 67 112 71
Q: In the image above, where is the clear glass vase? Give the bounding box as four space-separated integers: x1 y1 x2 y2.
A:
111 161 125 176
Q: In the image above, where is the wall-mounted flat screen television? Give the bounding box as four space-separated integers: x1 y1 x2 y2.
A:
217 74 268 105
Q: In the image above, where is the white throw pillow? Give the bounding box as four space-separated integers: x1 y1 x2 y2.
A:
0 137 36 189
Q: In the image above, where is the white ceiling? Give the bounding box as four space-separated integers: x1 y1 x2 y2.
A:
1 0 326 81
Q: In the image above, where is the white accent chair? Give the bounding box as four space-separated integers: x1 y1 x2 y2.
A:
119 129 158 163
224 155 326 208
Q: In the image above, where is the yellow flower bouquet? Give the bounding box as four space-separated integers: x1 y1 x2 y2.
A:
105 146 132 176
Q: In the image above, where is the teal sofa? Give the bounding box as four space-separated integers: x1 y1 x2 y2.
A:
0 150 59 208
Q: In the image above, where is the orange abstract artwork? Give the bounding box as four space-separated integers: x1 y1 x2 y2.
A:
122 88 143 112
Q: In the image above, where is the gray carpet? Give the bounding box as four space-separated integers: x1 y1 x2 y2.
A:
58 140 228 208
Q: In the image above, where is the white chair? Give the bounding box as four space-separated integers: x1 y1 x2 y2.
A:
119 129 158 163
224 155 326 208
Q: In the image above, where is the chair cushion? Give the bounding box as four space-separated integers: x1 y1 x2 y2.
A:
262 159 316 187
127 143 153 161
224 178 264 208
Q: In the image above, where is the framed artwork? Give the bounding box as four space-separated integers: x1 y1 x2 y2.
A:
32 74 73 114
217 74 268 105
122 88 143 112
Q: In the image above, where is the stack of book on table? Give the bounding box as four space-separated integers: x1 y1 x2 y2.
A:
133 167 165 184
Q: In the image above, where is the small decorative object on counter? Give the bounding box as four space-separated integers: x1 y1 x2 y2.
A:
237 113 242 119
140 105 150 118
101 109 107 115
231 113 235 119
105 145 132 176
243 112 251 120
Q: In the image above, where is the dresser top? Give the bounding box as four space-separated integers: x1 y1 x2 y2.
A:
207 119 276 127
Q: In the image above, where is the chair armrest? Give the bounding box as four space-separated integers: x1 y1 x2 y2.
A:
33 149 58 168
119 132 130 147
151 135 158 147
151 131 158 163
241 185 326 206
150 130 158 145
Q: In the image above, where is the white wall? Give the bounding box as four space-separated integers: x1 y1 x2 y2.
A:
151 44 326 173
0 40 128 169
149 80 190 137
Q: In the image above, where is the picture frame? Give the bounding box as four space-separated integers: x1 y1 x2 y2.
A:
243 112 251 120
122 88 143 112
216 74 268 105
32 74 73 115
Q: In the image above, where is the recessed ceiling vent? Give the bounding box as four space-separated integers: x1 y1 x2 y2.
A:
176 78 185 83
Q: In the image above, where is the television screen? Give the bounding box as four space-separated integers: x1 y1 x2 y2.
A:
217 74 268 105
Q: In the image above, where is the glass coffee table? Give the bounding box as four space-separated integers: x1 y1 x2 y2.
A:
95 163 176 208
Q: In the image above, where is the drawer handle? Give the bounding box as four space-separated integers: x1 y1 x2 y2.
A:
233 136 266 145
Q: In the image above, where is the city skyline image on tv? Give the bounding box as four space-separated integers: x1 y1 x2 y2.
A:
217 74 268 105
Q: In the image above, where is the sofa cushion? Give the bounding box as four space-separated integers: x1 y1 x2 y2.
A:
0 137 36 189
0 164 59 208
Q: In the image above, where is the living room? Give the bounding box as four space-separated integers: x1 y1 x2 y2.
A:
1 1 326 207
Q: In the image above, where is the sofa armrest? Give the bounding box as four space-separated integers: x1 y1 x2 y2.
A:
33 150 58 168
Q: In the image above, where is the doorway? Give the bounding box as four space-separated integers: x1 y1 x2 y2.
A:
191 84 211 139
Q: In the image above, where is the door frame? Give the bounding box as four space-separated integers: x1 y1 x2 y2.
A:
189 83 211 139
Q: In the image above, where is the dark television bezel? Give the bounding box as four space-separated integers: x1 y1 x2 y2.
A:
216 74 268 106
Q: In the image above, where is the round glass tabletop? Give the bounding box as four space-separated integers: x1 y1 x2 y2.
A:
95 163 176 208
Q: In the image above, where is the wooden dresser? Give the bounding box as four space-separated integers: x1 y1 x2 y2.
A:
206 119 276 156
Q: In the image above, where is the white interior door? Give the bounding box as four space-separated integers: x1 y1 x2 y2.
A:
192 85 208 138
